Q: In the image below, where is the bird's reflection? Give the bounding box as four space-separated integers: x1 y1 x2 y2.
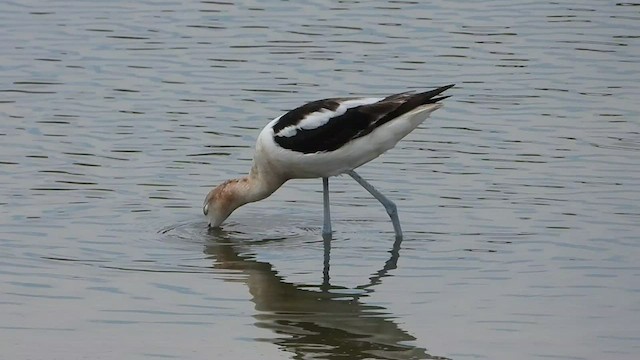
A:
204 230 447 360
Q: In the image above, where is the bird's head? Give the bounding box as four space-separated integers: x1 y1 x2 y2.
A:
202 178 251 227
203 179 245 228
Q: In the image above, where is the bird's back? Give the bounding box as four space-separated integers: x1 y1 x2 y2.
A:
256 85 454 179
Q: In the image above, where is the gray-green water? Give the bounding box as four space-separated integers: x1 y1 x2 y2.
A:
1 1 639 359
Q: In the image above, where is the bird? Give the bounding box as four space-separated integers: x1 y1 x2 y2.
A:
203 84 454 239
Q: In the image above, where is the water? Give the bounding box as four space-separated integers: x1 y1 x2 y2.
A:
1 1 639 359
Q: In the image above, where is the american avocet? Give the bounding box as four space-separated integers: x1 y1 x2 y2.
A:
204 84 454 239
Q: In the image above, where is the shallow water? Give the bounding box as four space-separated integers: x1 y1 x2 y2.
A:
1 1 639 359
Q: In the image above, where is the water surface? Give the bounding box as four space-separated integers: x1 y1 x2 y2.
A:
1 1 639 359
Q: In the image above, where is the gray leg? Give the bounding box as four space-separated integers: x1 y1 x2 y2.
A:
322 177 332 239
347 170 403 239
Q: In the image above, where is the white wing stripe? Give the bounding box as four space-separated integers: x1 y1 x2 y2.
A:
274 97 382 138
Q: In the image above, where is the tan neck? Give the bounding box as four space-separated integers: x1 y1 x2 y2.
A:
237 163 286 206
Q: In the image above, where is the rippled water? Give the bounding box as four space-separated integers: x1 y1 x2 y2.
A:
2 1 639 359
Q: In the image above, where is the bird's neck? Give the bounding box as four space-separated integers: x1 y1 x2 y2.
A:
236 163 285 205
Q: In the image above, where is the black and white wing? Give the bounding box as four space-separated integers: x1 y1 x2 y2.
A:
271 84 454 154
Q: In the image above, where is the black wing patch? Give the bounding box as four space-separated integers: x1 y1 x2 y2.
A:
271 98 349 134
274 84 454 154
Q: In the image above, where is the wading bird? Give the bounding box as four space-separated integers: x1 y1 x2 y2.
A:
203 84 454 239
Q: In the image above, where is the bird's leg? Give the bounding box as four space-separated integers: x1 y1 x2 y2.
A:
322 177 332 240
347 170 403 240
322 233 331 291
